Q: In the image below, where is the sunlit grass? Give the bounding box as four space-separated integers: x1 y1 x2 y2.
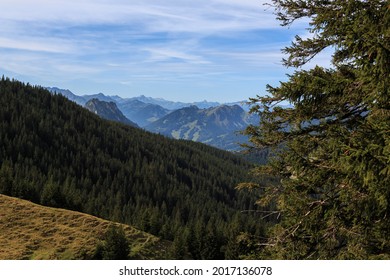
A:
0 194 170 259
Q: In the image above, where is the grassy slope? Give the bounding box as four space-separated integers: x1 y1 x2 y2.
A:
0 194 170 260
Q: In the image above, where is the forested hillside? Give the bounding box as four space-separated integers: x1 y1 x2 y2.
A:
0 77 270 259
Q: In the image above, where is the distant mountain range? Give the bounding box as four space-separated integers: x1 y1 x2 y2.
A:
46 87 257 150
130 95 221 110
46 87 228 110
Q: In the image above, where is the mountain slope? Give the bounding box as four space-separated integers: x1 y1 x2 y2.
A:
0 77 263 259
145 105 256 150
117 99 170 127
0 194 169 260
46 87 87 105
85 98 138 127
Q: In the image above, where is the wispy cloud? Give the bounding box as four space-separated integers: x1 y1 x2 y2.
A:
0 36 76 53
0 0 276 32
0 0 318 102
143 47 210 64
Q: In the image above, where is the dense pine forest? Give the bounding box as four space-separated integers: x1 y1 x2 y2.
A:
0 77 273 259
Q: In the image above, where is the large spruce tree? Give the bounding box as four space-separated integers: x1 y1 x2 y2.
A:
242 0 389 259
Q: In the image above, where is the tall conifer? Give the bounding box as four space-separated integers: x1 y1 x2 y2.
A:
242 0 390 259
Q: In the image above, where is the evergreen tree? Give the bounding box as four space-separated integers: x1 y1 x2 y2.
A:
94 225 130 260
0 161 13 195
242 0 390 259
169 230 188 259
40 176 63 207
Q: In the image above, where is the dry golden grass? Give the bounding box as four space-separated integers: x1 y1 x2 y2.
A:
0 194 170 260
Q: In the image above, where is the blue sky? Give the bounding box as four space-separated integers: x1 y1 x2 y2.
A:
0 0 331 102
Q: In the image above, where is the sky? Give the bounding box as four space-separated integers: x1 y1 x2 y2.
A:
0 0 331 102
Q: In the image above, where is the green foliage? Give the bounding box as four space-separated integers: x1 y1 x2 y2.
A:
169 230 189 259
0 160 13 194
243 0 390 259
0 77 265 259
40 177 64 207
93 225 130 260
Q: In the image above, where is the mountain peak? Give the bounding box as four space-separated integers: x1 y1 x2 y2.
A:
85 98 138 127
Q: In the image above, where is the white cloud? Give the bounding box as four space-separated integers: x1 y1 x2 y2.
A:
143 48 210 64
208 49 284 67
0 0 280 33
0 36 76 53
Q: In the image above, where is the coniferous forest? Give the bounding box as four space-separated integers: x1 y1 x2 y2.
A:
0 77 274 259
